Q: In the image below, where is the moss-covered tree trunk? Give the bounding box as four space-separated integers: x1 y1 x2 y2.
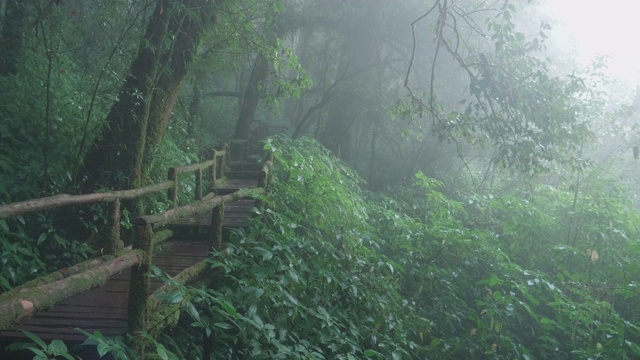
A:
234 53 270 139
233 22 285 140
77 0 216 194
0 0 27 76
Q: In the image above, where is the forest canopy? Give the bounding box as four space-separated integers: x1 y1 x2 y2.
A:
1 0 640 358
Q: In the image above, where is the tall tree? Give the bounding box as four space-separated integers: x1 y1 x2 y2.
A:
234 52 271 139
77 0 218 193
318 26 379 160
0 0 32 76
233 4 289 139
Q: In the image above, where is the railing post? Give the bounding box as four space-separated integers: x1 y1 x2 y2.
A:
258 166 268 189
195 168 203 201
221 144 228 179
258 156 273 190
266 151 274 187
266 149 274 163
224 142 231 164
104 197 123 255
211 150 218 188
167 167 178 208
210 204 224 250
127 220 154 355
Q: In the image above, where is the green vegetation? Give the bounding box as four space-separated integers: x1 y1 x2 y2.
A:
2 0 640 358
144 136 640 359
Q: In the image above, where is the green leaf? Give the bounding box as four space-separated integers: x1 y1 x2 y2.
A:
97 342 112 357
165 291 183 304
364 349 381 358
185 301 201 322
208 260 231 273
214 322 234 329
156 346 169 360
218 300 238 317
22 346 47 358
48 339 68 354
37 233 47 245
21 330 47 349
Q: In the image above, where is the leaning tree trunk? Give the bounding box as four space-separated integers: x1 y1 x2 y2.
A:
143 8 214 170
77 0 216 194
233 22 285 140
234 53 270 139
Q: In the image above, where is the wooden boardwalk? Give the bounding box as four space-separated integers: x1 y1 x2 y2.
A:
0 240 210 342
0 159 263 344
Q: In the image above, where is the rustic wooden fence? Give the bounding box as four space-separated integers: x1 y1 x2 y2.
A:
0 143 273 344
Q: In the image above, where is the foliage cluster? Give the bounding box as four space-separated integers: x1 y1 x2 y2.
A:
0 0 211 291
8 136 640 359
3 0 640 358
145 136 640 359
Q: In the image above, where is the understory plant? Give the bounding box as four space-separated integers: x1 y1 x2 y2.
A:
10 136 634 358
8 136 640 359
151 136 640 359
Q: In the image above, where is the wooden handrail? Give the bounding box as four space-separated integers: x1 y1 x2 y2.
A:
130 153 274 335
0 139 273 341
137 188 262 228
164 144 230 208
0 248 144 332
172 160 215 174
0 181 174 219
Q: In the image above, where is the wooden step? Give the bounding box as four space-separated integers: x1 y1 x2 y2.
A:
168 199 256 229
212 178 257 195
229 160 262 171
227 170 260 180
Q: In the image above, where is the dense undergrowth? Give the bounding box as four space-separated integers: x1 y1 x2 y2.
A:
146 136 640 359
8 136 640 359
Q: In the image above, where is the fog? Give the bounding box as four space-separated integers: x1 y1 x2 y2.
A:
545 0 640 83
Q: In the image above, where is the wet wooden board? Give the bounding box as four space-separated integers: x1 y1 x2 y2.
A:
211 178 259 195
0 158 264 345
168 198 256 229
0 240 210 342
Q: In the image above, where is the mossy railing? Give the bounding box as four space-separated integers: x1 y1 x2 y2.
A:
0 142 274 341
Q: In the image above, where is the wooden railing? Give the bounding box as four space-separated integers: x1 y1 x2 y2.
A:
167 142 230 208
0 142 273 343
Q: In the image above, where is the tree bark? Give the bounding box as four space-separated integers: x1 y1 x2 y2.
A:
77 0 217 194
234 54 270 139
143 3 215 171
0 0 27 76
233 20 286 139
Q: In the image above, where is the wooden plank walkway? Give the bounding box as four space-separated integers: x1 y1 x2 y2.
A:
169 198 256 229
0 240 210 342
0 159 263 344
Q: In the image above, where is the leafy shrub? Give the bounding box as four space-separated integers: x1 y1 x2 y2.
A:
149 136 640 359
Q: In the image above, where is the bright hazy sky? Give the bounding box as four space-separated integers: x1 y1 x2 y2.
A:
543 0 640 83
